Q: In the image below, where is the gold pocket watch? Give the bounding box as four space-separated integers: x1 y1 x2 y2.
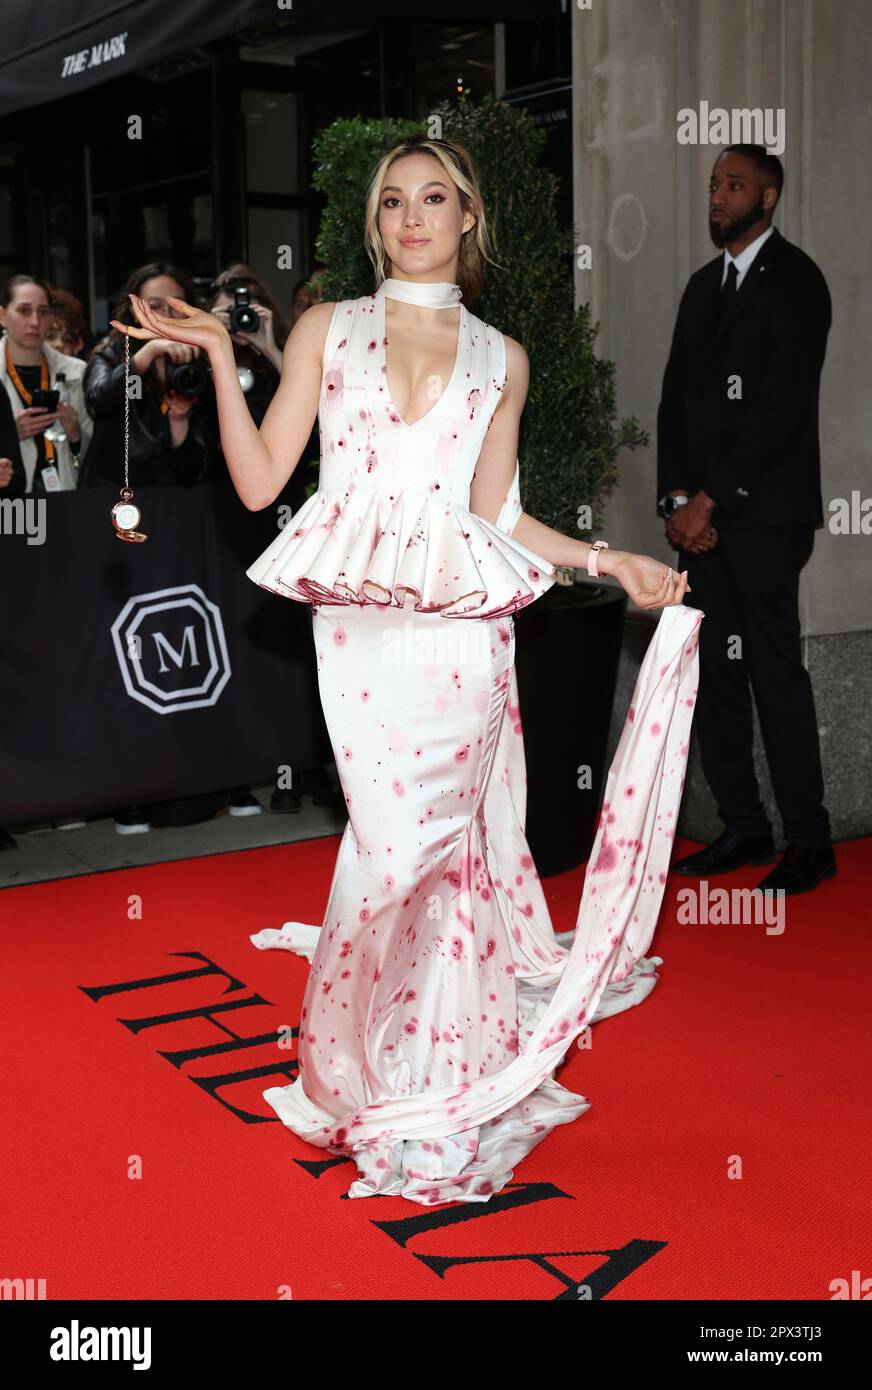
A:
112 488 146 543
111 324 147 542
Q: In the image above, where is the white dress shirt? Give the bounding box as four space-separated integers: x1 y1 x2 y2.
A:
721 224 774 290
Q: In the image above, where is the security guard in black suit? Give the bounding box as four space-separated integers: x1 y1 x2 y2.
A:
657 144 836 895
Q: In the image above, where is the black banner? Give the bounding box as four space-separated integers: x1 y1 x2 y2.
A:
0 483 331 824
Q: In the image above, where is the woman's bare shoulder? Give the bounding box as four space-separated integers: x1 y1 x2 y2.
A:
284 300 341 363
502 333 530 391
294 300 340 337
501 332 529 364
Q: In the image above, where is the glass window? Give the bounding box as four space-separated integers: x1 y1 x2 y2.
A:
243 89 299 195
247 206 305 314
47 202 72 287
133 185 213 277
0 183 12 255
410 23 496 116
504 15 571 93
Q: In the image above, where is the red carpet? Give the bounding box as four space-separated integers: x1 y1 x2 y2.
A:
2 833 870 1301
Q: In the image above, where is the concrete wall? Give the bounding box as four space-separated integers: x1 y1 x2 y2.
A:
571 0 872 841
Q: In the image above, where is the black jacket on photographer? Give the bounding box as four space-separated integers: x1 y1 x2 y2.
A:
78 336 213 489
0 382 26 497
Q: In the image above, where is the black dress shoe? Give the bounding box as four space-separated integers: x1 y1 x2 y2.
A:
303 766 346 810
756 844 837 896
0 827 17 851
270 787 303 814
672 828 777 876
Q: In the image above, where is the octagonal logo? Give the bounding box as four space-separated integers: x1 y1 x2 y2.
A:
111 584 231 714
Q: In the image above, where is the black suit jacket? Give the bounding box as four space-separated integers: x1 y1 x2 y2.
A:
656 226 831 527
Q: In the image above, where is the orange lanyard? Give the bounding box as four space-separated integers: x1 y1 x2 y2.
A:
5 343 55 461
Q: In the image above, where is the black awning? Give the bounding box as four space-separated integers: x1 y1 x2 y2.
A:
0 0 559 118
0 0 269 117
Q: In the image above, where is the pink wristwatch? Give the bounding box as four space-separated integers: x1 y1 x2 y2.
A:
587 539 609 577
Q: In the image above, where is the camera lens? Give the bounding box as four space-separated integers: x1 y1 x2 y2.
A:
229 288 260 335
166 360 210 397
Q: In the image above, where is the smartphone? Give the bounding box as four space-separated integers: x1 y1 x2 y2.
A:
31 388 60 411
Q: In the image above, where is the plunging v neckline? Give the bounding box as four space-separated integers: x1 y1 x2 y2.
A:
379 292 465 430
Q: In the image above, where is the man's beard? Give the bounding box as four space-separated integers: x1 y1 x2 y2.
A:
709 194 767 248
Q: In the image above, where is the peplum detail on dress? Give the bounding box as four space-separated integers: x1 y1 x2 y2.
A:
246 488 557 619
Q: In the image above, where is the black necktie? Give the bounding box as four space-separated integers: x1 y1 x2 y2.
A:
718 259 738 325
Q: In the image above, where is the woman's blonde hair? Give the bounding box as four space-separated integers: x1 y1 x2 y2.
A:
364 133 499 305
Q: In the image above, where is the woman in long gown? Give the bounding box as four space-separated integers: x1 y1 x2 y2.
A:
115 134 702 1207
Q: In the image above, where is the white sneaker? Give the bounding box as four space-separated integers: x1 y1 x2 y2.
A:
114 808 150 834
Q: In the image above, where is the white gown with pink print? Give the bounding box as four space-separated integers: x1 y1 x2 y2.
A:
245 277 702 1206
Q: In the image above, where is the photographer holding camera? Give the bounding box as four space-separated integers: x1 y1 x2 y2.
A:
79 262 213 489
202 265 288 442
78 263 218 835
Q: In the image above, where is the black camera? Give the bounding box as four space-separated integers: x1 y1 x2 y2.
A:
228 286 260 335
166 359 211 398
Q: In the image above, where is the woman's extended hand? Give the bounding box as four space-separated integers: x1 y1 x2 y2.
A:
109 294 231 359
609 551 691 609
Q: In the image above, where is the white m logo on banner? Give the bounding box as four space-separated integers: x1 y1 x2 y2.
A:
111 584 231 714
152 626 201 674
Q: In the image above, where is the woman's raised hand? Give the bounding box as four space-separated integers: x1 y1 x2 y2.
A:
109 294 230 358
610 551 691 610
